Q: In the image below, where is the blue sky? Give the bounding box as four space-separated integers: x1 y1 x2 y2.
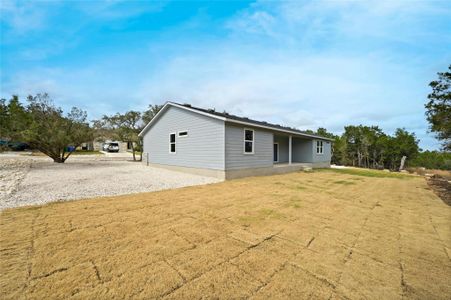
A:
1 0 450 150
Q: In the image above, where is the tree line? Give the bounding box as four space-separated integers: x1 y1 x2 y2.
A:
307 126 421 170
0 65 449 169
0 93 162 163
308 65 450 170
92 104 162 161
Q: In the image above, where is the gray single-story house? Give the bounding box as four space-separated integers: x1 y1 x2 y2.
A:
139 102 332 179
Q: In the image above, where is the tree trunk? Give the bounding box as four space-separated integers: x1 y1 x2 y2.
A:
138 139 143 162
357 150 362 167
53 157 64 163
131 143 136 161
399 156 407 171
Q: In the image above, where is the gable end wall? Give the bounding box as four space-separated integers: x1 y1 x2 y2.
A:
142 106 225 170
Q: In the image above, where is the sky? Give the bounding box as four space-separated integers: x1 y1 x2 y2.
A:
1 0 450 150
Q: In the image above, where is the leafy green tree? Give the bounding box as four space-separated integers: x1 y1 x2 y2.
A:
426 65 451 150
342 125 365 167
96 104 163 162
315 128 332 139
24 94 94 162
1 94 94 162
99 111 143 161
337 125 419 170
0 95 30 141
410 151 451 170
391 128 420 167
142 104 163 125
116 111 143 161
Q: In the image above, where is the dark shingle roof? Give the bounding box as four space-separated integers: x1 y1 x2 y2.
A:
173 102 331 141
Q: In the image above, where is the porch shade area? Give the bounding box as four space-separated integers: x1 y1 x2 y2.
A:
273 134 314 164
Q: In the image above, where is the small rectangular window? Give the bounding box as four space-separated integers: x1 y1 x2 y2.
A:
244 129 254 154
169 133 176 153
178 131 188 137
316 140 323 154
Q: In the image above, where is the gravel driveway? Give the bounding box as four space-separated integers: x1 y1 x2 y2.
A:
0 155 221 210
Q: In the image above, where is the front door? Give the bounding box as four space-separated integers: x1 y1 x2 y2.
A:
273 143 279 162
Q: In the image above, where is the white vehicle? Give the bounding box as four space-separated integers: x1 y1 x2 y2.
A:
103 142 120 152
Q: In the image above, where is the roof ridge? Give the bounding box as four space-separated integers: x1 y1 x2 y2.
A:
167 101 332 141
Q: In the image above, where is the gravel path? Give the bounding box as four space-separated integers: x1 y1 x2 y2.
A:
0 155 221 210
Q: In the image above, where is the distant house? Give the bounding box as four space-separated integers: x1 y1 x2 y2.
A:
80 139 128 152
139 102 332 179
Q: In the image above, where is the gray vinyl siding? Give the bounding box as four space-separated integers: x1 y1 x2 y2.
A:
273 135 289 163
292 139 313 162
292 139 331 163
225 124 273 170
268 136 331 164
142 106 225 170
312 140 332 163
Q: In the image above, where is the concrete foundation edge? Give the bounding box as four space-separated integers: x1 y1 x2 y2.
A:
143 159 330 180
225 162 329 179
144 163 227 180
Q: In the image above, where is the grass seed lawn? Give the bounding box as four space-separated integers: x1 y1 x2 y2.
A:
1 169 450 299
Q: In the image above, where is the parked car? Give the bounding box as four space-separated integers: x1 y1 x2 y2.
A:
0 140 30 151
103 142 120 152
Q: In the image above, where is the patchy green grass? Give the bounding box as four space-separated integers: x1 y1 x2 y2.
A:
333 180 355 185
294 184 307 190
239 208 286 224
317 167 412 179
285 197 302 209
349 177 365 181
72 150 103 155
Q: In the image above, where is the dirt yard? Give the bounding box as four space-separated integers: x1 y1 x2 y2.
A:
1 169 450 299
0 155 220 210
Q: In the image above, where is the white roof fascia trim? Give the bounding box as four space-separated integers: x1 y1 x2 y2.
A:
139 101 332 141
138 102 226 137
138 102 170 137
168 102 226 121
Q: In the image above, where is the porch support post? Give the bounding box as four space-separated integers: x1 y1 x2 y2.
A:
289 135 292 165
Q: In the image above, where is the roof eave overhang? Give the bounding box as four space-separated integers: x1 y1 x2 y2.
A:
224 119 334 141
139 101 333 142
138 101 226 137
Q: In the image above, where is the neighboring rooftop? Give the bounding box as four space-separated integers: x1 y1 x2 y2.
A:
176 102 332 140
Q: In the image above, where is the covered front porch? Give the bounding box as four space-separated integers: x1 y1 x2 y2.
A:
273 134 314 166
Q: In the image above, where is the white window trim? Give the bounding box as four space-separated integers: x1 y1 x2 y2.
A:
243 128 255 154
169 132 176 154
274 142 279 162
178 130 189 137
316 140 324 155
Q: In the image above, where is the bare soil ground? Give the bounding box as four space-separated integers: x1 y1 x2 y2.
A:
1 169 450 299
426 175 451 206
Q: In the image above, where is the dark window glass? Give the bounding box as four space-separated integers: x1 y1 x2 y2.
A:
245 130 253 141
316 141 323 154
178 131 188 137
170 134 175 143
245 141 253 153
170 143 176 152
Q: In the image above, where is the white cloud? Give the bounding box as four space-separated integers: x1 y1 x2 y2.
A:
227 0 451 47
2 0 448 150
136 50 428 133
72 0 166 20
0 0 52 33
